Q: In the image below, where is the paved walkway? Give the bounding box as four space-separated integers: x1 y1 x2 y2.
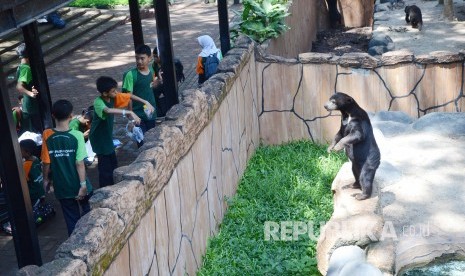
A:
0 1 239 274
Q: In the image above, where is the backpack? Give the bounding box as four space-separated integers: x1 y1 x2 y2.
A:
203 53 219 80
32 199 55 225
174 58 185 83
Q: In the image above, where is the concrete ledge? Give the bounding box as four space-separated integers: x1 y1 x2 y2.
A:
297 50 465 68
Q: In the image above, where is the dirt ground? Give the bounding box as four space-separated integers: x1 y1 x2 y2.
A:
312 27 371 55
312 0 465 56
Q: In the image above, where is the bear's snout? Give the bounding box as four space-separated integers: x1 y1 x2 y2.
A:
324 101 336 111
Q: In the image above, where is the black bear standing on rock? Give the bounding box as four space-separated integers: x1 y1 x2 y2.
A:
405 5 423 31
324 92 381 200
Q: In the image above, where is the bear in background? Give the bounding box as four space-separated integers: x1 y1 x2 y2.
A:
405 5 423 31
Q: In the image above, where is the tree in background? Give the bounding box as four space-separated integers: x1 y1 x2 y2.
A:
443 0 454 20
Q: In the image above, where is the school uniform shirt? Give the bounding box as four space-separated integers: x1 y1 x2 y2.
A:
89 92 131 156
23 156 45 203
69 117 88 133
41 128 92 200
122 68 157 121
16 63 39 115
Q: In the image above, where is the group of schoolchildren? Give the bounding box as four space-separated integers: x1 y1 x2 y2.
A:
4 35 222 236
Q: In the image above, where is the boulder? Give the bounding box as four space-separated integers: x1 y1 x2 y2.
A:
412 112 465 137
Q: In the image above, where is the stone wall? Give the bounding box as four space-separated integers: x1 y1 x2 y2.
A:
18 36 259 275
257 49 465 145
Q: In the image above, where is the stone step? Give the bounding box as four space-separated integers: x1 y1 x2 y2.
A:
1 8 128 87
0 8 76 55
1 9 102 66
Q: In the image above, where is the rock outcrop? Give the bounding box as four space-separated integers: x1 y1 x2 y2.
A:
317 112 465 275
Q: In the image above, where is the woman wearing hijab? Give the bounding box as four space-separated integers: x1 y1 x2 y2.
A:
196 35 223 85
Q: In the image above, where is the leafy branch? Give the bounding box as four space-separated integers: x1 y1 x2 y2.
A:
232 0 291 44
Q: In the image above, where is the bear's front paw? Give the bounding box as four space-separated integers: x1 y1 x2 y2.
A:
332 143 344 152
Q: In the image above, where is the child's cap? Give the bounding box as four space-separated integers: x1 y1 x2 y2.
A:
19 139 37 154
16 43 27 58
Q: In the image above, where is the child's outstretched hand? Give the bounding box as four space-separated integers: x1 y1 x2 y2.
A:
129 111 141 125
145 102 155 115
30 86 39 98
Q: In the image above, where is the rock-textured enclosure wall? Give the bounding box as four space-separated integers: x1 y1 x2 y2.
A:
265 0 374 58
257 50 465 145
18 36 259 275
266 0 323 58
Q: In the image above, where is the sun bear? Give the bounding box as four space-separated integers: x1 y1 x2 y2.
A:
324 92 381 200
405 5 423 31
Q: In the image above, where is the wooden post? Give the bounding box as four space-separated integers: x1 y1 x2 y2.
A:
217 0 231 56
22 22 53 130
128 0 145 50
0 56 42 269
154 0 178 108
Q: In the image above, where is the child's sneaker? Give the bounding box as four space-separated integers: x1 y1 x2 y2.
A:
2 221 12 235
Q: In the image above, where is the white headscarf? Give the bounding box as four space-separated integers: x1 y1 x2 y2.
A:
198 35 220 57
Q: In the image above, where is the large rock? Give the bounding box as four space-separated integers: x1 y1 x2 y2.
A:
318 112 465 275
412 112 465 137
372 121 412 137
327 245 365 275
318 163 384 274
372 111 414 124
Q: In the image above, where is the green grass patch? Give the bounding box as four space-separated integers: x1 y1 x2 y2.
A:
69 0 152 9
198 141 347 276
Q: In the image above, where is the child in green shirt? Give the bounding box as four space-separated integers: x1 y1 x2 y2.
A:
19 139 45 204
69 106 93 141
15 43 41 133
41 100 93 236
89 76 154 187
122 44 158 147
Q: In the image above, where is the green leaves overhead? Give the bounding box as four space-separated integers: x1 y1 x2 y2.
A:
232 0 290 44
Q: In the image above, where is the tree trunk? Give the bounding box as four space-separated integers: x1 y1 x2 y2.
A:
444 0 454 20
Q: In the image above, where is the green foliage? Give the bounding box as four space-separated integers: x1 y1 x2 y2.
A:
198 141 347 275
69 0 152 9
231 0 290 44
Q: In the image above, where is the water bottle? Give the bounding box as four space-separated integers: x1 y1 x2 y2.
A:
144 105 152 119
